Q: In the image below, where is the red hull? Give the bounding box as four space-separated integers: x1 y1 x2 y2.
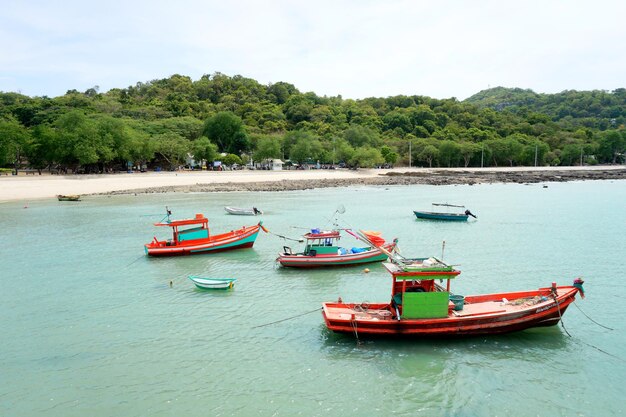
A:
322 286 579 337
277 242 396 268
145 225 260 257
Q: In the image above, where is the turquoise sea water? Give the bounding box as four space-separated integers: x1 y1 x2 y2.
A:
1 180 625 417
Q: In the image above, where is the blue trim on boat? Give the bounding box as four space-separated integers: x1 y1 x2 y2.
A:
413 211 469 221
190 230 260 253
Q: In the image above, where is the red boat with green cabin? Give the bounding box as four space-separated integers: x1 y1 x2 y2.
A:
144 211 263 257
322 245 584 337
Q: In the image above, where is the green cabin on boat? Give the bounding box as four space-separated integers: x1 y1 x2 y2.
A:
387 258 461 319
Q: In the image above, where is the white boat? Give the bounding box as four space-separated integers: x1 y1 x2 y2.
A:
224 206 262 216
188 276 237 290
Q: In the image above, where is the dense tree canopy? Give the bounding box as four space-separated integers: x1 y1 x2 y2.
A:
0 74 624 172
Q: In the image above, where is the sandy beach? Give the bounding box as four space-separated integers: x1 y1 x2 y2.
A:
1 166 624 203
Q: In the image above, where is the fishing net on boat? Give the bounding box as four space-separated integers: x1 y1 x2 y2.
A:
362 231 385 246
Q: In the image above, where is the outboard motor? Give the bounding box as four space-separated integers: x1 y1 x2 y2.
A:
465 209 477 219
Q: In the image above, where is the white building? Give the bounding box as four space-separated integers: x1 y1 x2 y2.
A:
270 159 283 170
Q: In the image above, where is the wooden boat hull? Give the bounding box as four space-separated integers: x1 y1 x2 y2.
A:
322 286 579 337
188 276 236 289
57 195 81 201
145 224 260 256
413 211 468 221
277 242 397 268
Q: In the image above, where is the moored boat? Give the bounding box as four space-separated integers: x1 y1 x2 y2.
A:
144 210 263 256
413 203 476 221
322 253 584 337
225 206 263 216
188 276 237 290
57 194 81 201
277 229 397 268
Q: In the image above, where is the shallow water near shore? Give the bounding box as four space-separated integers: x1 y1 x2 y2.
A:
1 181 625 417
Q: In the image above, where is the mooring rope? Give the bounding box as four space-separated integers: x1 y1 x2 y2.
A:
555 296 624 362
553 295 572 337
573 301 614 330
123 254 145 268
261 225 303 242
252 307 322 328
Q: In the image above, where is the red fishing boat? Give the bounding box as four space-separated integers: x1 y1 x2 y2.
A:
277 229 397 268
144 210 263 257
322 253 585 337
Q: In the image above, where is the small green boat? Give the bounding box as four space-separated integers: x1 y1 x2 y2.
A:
188 276 236 290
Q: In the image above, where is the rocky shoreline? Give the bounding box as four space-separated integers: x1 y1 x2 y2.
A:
97 167 626 195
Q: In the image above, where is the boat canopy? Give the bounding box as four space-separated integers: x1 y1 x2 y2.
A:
154 213 208 227
432 203 464 208
383 259 460 280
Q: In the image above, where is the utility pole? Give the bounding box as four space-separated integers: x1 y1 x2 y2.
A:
409 139 412 168
580 147 583 166
534 144 538 167
480 144 484 168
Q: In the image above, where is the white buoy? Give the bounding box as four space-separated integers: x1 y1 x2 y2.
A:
364 268 370 273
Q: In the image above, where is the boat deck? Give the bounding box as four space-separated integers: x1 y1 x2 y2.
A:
325 295 556 322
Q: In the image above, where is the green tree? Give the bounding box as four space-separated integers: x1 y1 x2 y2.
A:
153 133 191 169
559 143 585 166
282 130 318 157
203 111 249 154
289 137 323 164
333 138 355 164
128 131 155 169
519 140 550 166
0 117 30 172
55 111 101 168
253 135 282 162
192 136 218 167
438 140 461 167
349 146 384 168
27 125 57 172
382 111 412 134
380 145 398 165
597 130 624 163
222 153 243 167
417 145 439 168
458 141 481 167
343 125 381 148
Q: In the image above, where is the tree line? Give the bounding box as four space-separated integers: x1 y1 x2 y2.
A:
0 73 624 173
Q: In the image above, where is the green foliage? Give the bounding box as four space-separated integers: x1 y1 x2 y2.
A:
1 73 624 170
203 111 249 154
0 116 30 167
417 144 439 168
344 125 381 148
153 133 191 169
221 153 242 166
597 130 625 163
289 136 323 164
349 146 384 168
380 145 398 165
192 137 218 165
252 135 282 162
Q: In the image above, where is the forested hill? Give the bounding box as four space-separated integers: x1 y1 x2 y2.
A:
0 73 624 173
466 86 626 130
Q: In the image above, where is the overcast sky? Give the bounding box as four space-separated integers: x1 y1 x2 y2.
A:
1 0 624 100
